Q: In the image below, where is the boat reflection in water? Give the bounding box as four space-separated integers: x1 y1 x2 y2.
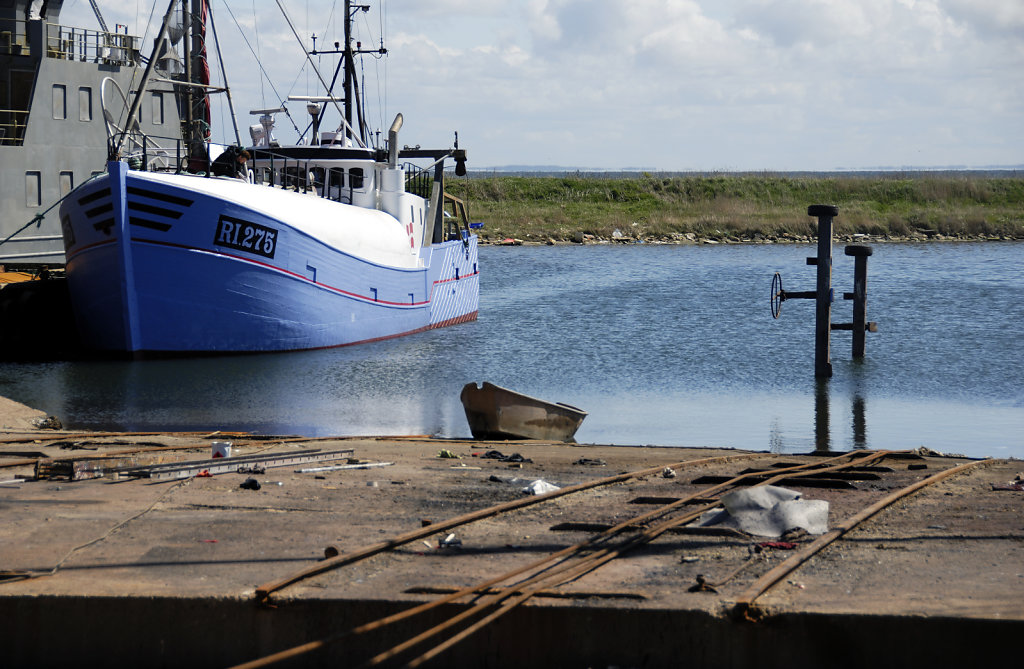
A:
1 243 1020 461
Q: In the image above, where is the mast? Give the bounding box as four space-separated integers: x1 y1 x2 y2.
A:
338 1 384 146
343 0 354 144
182 0 192 154
186 0 211 163
115 0 179 156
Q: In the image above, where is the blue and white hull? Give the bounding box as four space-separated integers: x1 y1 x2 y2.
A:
59 162 479 354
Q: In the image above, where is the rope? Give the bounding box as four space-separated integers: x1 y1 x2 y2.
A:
0 171 106 250
1 477 192 584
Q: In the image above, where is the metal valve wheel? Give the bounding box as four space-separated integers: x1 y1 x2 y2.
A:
771 272 784 319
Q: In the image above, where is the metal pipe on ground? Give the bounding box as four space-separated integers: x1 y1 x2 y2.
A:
731 458 989 620
236 450 898 668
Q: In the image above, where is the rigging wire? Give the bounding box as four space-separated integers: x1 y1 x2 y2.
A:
273 0 365 146
117 0 162 139
220 0 302 136
377 0 387 139
252 0 264 108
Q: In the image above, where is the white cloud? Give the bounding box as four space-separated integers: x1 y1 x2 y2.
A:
54 0 1024 169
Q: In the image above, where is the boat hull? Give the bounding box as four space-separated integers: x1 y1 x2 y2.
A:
59 163 478 353
460 382 588 442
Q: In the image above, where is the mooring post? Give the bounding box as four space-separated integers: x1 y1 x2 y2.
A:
844 245 873 357
807 205 838 378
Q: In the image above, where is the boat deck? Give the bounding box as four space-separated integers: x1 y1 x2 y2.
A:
0 405 1021 667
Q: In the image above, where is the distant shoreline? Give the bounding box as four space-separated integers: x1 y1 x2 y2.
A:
448 173 1024 245
478 232 1021 246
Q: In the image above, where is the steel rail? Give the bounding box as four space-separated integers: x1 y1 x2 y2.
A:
235 450 893 668
731 457 987 620
398 450 899 667
2 442 218 471
387 505 717 669
0 430 228 448
252 452 767 604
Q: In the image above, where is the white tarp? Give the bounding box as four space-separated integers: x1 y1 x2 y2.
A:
694 485 829 537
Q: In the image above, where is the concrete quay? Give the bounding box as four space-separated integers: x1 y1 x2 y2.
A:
0 400 1021 668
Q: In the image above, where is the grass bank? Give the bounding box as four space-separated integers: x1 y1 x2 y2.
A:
445 173 1024 243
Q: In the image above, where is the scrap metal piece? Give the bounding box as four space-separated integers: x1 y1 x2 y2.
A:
121 448 355 481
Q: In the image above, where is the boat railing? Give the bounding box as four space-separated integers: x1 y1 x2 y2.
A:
0 18 30 56
0 19 137 63
45 22 139 65
249 150 369 205
249 151 316 192
109 130 186 173
0 109 28 146
403 162 433 199
443 192 472 243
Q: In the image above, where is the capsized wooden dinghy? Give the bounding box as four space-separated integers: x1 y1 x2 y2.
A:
460 382 587 442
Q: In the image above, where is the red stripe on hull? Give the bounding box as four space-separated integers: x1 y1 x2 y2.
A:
428 311 479 330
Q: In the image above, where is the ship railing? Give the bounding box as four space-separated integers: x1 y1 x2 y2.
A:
248 150 368 205
403 162 434 199
0 19 136 62
443 192 473 244
108 131 190 173
0 110 28 146
45 22 139 65
248 151 318 192
0 18 28 56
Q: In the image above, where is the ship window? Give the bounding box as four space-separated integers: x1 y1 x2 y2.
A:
349 167 364 189
25 171 41 207
152 92 164 125
52 84 66 120
328 168 344 191
78 87 92 121
283 166 304 189
310 167 325 192
59 171 74 197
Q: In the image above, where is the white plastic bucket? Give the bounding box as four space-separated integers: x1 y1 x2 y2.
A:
211 441 232 458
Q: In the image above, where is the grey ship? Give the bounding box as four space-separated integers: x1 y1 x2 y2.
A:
1 0 186 267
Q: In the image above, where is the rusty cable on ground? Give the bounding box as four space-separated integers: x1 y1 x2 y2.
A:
0 434 390 472
251 452 768 604
731 457 989 620
0 430 229 445
234 450 894 668
0 476 193 584
390 450 899 668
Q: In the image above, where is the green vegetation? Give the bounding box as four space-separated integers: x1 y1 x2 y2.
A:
445 173 1024 243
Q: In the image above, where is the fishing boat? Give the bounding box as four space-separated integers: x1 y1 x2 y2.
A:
57 0 478 354
460 382 588 442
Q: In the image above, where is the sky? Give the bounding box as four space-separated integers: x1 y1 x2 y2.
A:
58 0 1023 171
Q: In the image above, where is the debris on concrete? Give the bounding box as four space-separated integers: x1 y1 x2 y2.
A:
437 449 460 459
211 441 232 458
522 479 560 495
991 474 1024 491
757 541 798 550
481 450 533 463
694 485 829 538
296 461 394 474
439 533 462 548
31 415 63 430
688 574 717 593
239 478 261 490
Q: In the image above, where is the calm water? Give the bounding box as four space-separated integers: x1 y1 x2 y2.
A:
1 242 1021 459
